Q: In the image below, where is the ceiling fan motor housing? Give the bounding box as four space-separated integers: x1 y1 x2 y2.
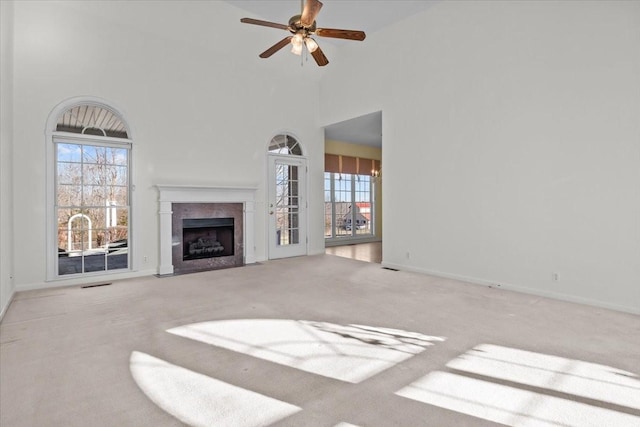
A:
288 15 317 34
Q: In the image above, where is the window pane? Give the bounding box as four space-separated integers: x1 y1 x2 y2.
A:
289 228 300 244
83 163 105 185
325 172 374 239
106 147 128 165
82 145 106 164
106 165 127 186
57 185 82 207
83 185 104 205
324 173 332 238
84 252 106 273
111 209 129 230
55 139 130 276
57 162 82 184
107 186 128 207
57 144 82 162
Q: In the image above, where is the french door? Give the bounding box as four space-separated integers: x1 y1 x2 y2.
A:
268 155 307 259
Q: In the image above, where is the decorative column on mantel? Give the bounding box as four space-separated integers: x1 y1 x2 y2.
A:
155 185 258 276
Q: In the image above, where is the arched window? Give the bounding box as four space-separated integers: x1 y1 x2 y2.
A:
268 133 303 155
46 98 133 278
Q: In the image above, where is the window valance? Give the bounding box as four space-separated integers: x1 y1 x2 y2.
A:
325 154 380 175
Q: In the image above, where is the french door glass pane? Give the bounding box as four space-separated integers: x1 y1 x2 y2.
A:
275 163 300 246
324 173 333 237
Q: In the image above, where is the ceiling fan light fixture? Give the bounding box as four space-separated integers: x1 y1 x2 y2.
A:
291 33 304 55
291 42 303 55
304 37 319 53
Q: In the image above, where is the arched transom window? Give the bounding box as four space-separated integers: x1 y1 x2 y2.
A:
56 104 129 138
268 134 302 155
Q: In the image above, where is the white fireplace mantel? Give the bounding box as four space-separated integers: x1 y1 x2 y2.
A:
156 184 258 275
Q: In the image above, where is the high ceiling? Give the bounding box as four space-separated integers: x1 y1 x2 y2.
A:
225 1 438 45
324 111 382 148
226 1 438 148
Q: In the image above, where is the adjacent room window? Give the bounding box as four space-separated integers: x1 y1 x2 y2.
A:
324 172 375 239
49 102 132 277
324 154 379 241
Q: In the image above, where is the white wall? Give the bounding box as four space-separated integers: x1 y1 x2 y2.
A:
9 0 326 292
319 0 640 313
1 0 15 318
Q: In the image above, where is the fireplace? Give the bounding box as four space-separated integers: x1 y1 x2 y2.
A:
157 185 257 276
171 203 243 274
183 217 234 260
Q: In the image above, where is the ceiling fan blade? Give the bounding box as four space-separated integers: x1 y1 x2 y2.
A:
300 0 323 27
241 18 289 31
315 28 366 41
259 37 293 58
310 45 329 67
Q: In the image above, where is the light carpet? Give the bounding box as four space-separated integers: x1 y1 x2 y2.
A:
1 254 638 426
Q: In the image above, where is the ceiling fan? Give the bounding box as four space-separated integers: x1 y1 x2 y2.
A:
240 0 366 66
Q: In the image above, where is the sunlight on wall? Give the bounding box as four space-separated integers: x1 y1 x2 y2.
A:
167 319 444 383
396 345 640 427
129 351 301 427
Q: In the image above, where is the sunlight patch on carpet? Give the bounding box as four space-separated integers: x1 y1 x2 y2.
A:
395 344 640 427
446 344 640 410
129 351 300 427
167 319 444 383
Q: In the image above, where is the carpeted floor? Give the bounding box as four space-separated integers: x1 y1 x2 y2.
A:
1 255 639 426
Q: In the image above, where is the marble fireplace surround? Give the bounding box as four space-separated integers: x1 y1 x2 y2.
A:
156 185 257 275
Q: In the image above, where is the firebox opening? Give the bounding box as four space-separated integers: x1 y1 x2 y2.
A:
182 217 234 261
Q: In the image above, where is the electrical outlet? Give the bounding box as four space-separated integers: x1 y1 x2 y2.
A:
143 256 148 263
552 272 559 281
406 251 411 259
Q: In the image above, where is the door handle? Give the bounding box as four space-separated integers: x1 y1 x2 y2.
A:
269 211 274 215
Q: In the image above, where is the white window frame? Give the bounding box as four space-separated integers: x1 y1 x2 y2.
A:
324 172 377 245
45 97 134 281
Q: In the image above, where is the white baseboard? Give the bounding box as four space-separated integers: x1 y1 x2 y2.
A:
381 262 640 315
0 289 16 323
16 268 158 292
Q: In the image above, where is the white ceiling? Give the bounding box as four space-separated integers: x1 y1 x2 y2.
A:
225 1 438 148
324 111 382 148
225 1 437 43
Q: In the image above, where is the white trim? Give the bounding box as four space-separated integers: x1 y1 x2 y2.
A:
0 289 15 323
51 131 133 146
156 185 258 275
16 268 157 293
380 262 640 315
